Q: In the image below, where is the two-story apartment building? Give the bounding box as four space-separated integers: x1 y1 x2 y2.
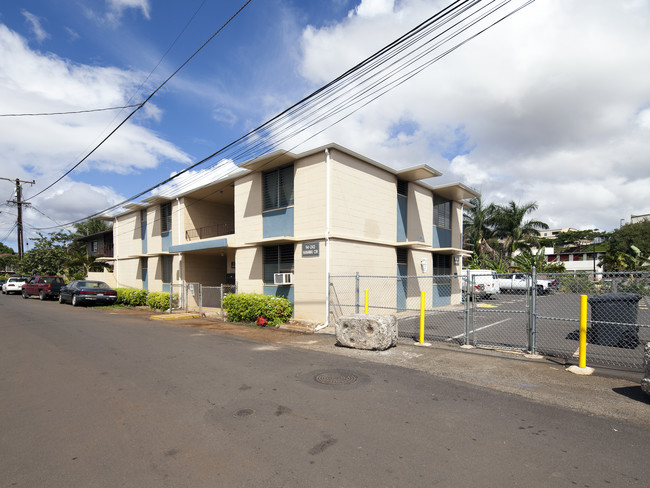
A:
98 144 478 323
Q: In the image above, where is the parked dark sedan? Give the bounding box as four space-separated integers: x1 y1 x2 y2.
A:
58 280 118 307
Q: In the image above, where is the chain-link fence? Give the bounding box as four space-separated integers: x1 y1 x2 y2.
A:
167 282 237 319
330 270 650 370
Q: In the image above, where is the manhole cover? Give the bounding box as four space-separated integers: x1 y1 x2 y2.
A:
233 408 255 418
314 371 358 385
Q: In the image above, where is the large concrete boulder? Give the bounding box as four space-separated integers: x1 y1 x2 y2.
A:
336 314 398 351
642 342 650 396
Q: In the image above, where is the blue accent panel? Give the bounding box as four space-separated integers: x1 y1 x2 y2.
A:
432 282 451 306
162 283 170 293
141 222 147 254
169 238 228 253
433 226 452 248
263 285 294 307
142 269 148 291
397 263 407 311
397 195 407 242
263 207 294 238
162 231 172 252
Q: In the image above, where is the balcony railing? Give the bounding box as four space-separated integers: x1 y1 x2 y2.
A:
186 222 234 241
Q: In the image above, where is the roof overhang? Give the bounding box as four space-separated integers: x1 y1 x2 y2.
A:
169 238 229 253
430 183 480 201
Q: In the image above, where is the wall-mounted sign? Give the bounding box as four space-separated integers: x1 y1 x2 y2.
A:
302 242 320 257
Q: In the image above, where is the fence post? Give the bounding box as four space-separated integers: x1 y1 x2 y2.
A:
220 285 225 320
579 294 588 368
530 267 537 354
419 291 425 343
465 269 471 345
355 272 360 314
199 284 203 317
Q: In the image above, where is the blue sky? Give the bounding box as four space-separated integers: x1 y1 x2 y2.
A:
1 0 650 253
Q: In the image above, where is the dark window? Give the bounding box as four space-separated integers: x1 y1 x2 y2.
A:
141 209 147 239
263 165 294 211
397 179 408 197
141 257 148 270
161 202 172 233
432 254 451 275
396 248 408 265
433 195 451 229
162 255 173 283
91 240 98 253
263 244 294 283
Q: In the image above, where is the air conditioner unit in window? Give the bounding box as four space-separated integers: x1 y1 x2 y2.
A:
274 273 294 285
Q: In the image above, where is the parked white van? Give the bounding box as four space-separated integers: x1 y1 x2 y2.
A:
461 269 500 299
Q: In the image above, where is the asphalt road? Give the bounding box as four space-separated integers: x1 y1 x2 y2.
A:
2 294 649 487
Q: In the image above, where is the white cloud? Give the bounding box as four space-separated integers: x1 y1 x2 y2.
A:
296 0 650 231
107 0 151 21
21 10 49 42
350 0 395 18
0 23 190 246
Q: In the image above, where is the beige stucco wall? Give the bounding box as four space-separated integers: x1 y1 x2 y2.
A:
114 257 141 289
183 254 228 286
451 201 463 249
328 150 396 242
233 173 262 246
114 213 140 257
87 270 116 288
293 239 327 322
328 239 397 319
235 246 263 293
294 155 326 238
408 184 433 245
183 197 234 239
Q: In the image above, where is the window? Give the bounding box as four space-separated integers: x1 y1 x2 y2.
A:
397 179 408 197
141 209 147 239
263 165 294 211
161 202 172 233
162 255 173 283
396 248 408 266
91 240 98 253
432 254 451 275
263 244 294 283
433 195 451 229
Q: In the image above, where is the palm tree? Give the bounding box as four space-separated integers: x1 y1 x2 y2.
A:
463 197 497 257
491 201 549 257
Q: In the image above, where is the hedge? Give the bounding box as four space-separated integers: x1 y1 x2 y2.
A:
116 288 148 307
222 293 292 326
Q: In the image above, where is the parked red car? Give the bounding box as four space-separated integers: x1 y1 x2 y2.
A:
22 276 65 300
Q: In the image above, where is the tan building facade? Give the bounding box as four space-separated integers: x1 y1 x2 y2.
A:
98 144 478 324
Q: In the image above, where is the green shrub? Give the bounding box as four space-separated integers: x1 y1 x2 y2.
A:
223 293 293 326
116 288 148 307
146 291 179 310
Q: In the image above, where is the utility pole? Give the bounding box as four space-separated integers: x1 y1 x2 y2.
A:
1 177 35 260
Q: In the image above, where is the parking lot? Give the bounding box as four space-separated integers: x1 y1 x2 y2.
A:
399 290 650 370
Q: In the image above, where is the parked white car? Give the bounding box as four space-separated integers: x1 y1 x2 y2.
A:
462 269 500 299
2 276 27 295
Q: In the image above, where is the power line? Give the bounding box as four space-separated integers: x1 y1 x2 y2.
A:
30 0 534 232
0 104 143 117
26 0 253 202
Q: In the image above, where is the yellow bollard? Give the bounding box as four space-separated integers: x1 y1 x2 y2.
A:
579 294 588 368
420 291 425 343
364 289 369 314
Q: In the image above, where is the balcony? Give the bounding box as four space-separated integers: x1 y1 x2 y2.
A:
186 222 234 241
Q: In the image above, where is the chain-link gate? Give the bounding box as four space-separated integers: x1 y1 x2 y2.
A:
469 271 534 352
330 270 650 370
